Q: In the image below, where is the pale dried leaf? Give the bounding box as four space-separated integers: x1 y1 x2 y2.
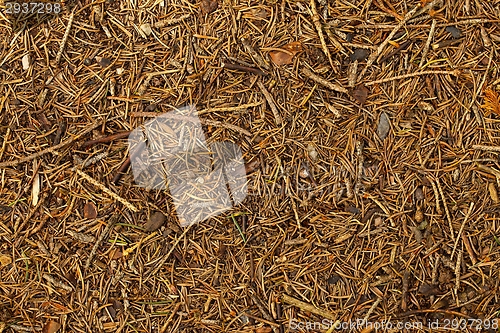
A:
0 254 12 267
269 41 303 65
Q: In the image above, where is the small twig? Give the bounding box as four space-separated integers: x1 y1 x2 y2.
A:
66 230 96 243
462 233 477 266
347 60 358 88
81 131 131 148
378 39 412 64
147 224 193 278
429 178 442 214
365 70 459 86
243 312 280 327
397 308 472 319
281 294 338 322
221 62 267 76
85 214 119 270
42 273 73 291
472 144 500 153
28 213 50 237
309 0 335 71
301 67 348 93
225 56 255 68
159 303 182 333
55 8 76 64
256 81 283 125
0 127 10 161
420 19 436 67
122 231 158 257
153 13 191 28
451 202 474 260
0 120 105 168
14 191 49 235
74 168 138 212
358 1 437 81
401 270 410 311
249 294 277 326
436 178 454 241
363 298 381 322
241 38 270 70
81 151 108 168
113 156 131 185
454 249 462 302
355 141 364 194
430 257 439 304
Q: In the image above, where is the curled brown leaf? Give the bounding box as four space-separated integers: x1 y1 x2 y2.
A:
269 41 303 65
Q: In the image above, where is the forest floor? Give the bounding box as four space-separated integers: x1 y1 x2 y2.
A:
1 0 500 332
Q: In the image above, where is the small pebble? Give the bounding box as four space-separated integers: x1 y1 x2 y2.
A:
446 26 462 38
83 58 92 66
346 205 360 214
96 57 112 67
145 103 157 111
377 112 391 140
350 49 370 62
415 187 424 201
327 274 341 284
144 211 166 232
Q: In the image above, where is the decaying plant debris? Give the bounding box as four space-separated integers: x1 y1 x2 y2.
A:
1 0 500 332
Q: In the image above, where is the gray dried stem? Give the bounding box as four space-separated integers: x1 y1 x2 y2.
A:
257 81 283 125
85 214 119 270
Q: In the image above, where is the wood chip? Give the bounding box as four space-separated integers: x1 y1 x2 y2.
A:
21 54 30 70
489 183 499 203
